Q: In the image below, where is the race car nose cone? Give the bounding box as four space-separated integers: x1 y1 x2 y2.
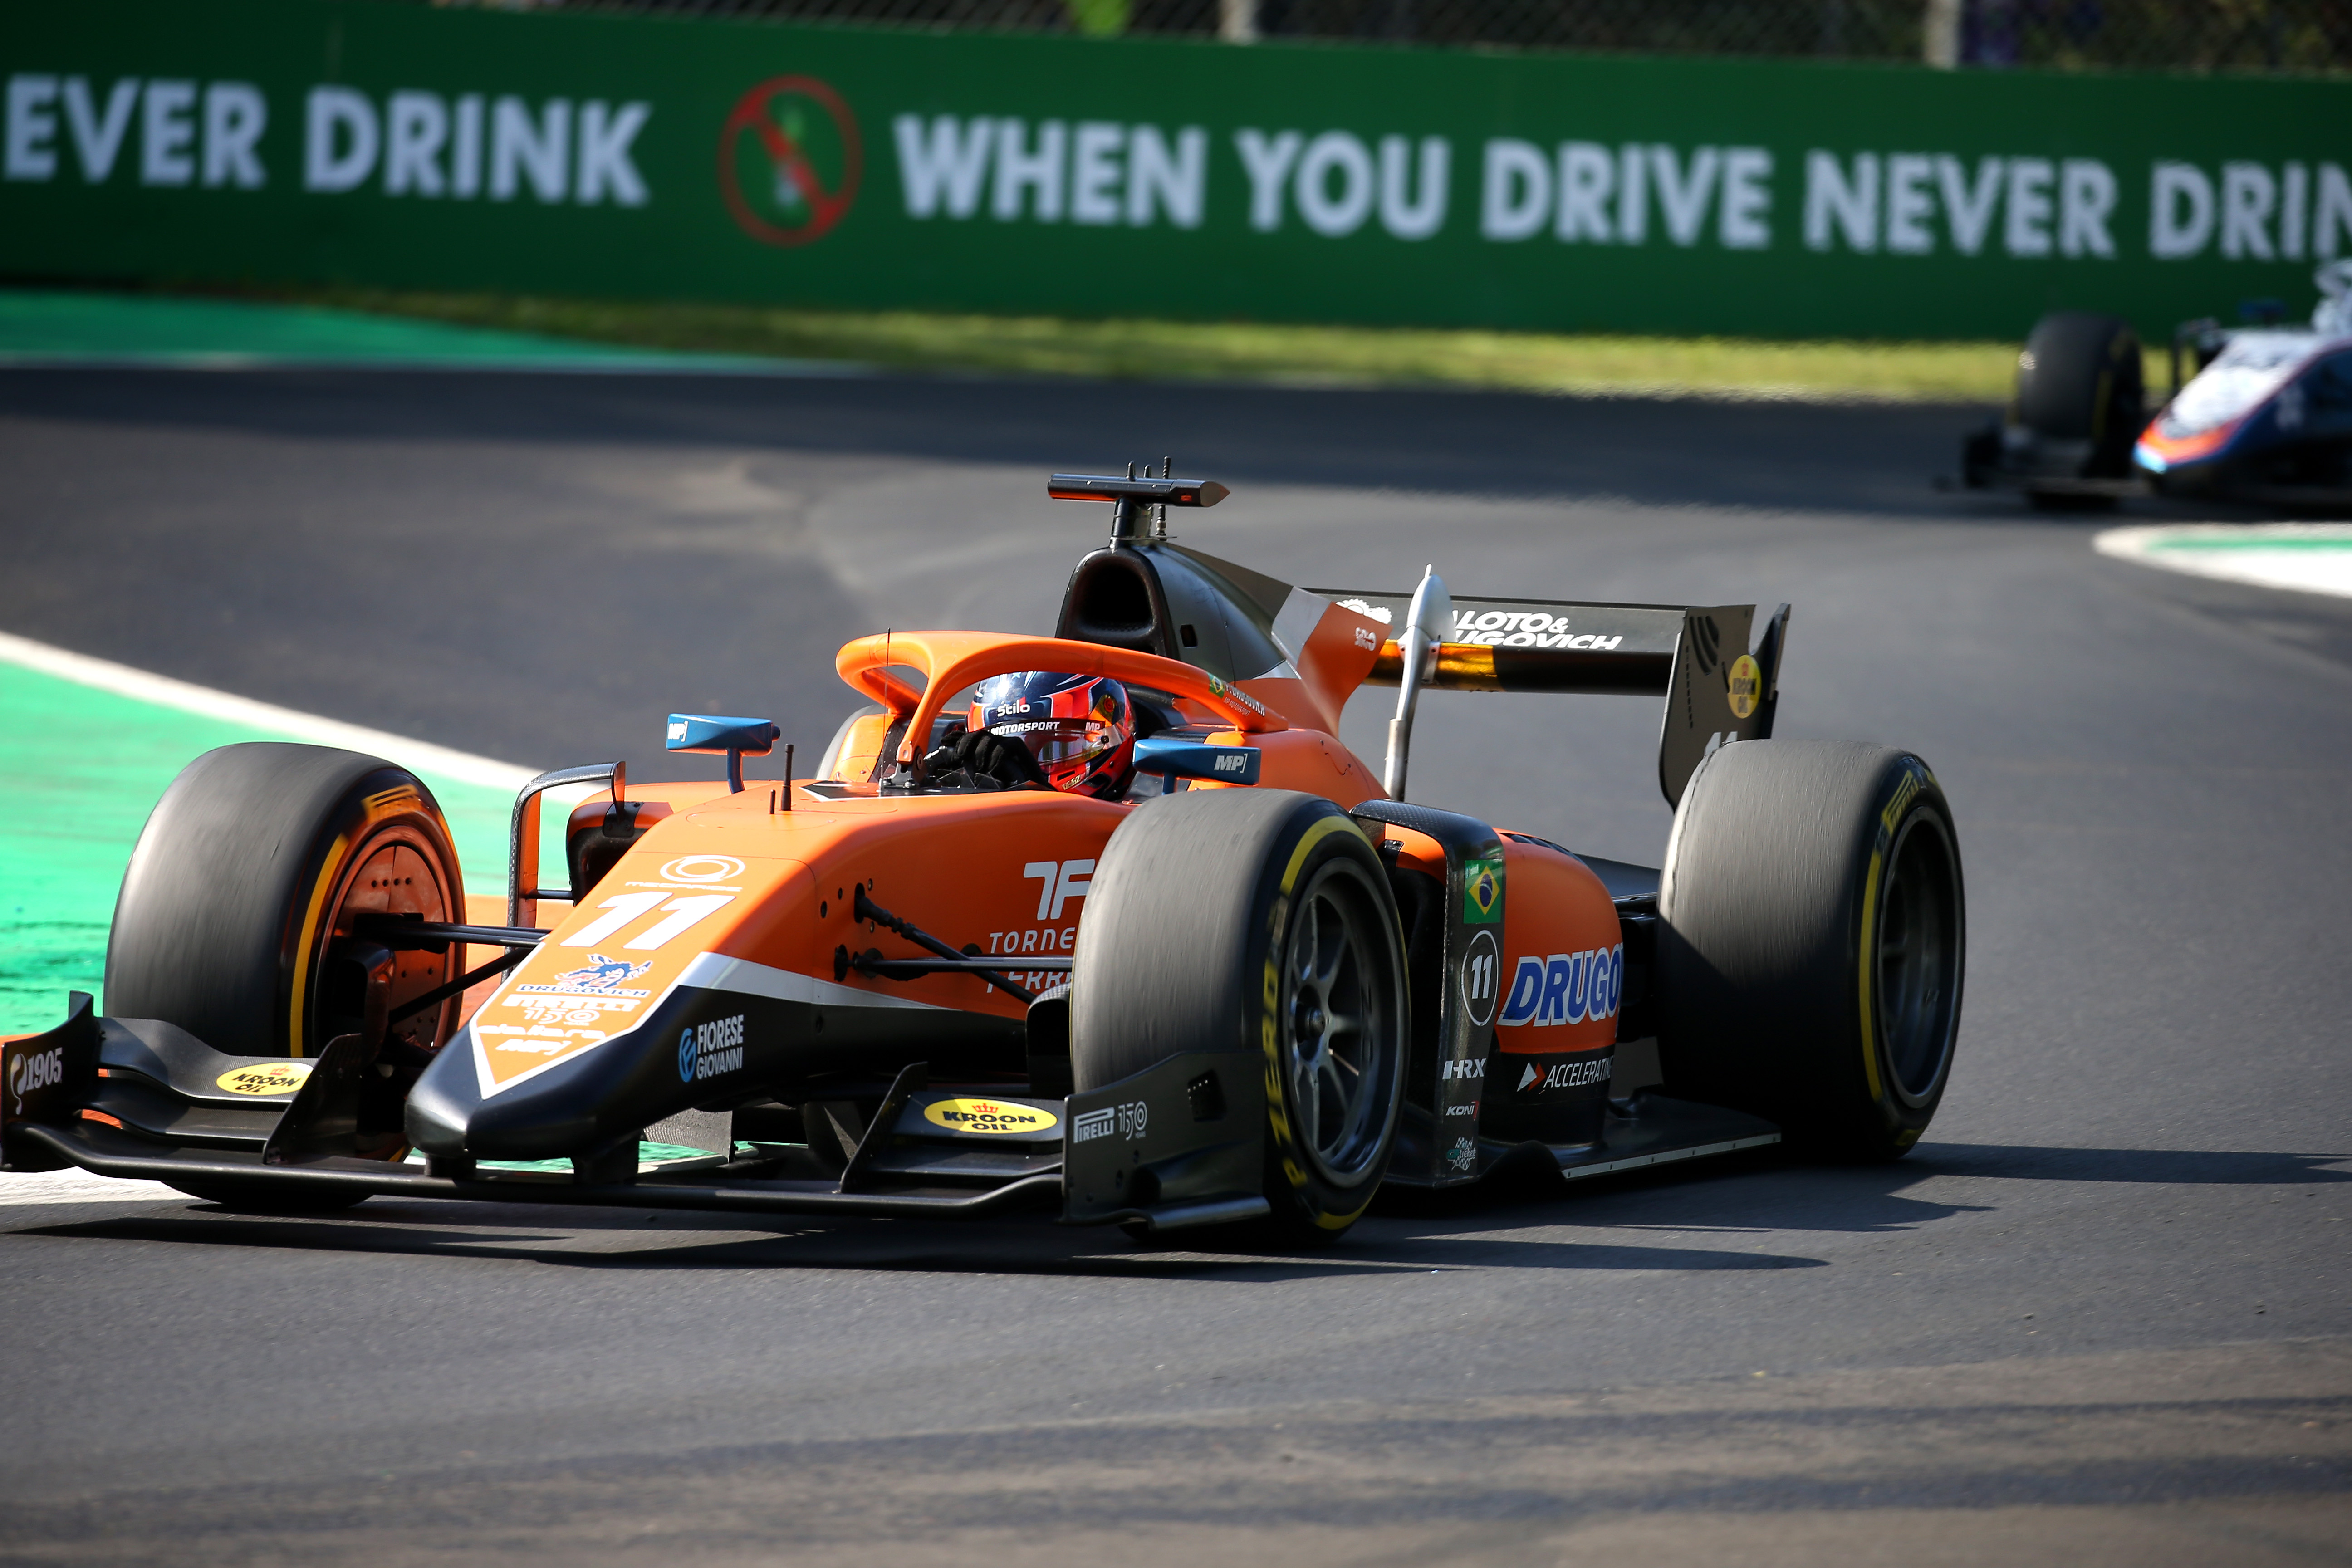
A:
404 1037 481 1156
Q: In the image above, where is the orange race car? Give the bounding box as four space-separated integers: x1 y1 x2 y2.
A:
0 470 1965 1241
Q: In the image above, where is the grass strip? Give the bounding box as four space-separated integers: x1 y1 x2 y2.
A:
0 660 529 1034
254 285 2066 404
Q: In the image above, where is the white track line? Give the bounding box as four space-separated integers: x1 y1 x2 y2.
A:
2095 524 2352 601
0 629 534 790
0 1170 177 1205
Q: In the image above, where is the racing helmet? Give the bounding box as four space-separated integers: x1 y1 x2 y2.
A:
970 671 1136 799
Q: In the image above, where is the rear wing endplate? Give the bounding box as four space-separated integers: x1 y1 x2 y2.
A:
1314 591 1789 808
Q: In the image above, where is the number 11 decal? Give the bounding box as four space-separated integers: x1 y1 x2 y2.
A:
559 891 737 951
1460 928 1501 1029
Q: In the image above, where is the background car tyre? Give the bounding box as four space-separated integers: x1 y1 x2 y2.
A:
1071 789 1407 1243
2015 310 2144 498
1654 740 1964 1162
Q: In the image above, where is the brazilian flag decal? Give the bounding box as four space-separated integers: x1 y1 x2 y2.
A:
1463 856 1504 924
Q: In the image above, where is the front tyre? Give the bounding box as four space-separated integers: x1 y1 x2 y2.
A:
107 742 467 1062
1655 741 1964 1161
107 743 468 1188
1070 789 1407 1242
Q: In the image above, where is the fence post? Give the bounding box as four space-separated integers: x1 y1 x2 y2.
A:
1922 0 1962 66
1221 0 1259 43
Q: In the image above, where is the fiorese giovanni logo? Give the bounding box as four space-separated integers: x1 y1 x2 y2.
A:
719 76 861 246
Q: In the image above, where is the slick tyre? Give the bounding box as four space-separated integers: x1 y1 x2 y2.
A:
107 743 468 1064
2015 310 2144 483
1071 789 1406 1243
1654 741 1964 1162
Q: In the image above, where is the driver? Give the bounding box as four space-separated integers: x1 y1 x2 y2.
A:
924 671 1137 798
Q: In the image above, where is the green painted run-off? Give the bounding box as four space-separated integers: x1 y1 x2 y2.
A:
0 657 559 1036
0 288 773 370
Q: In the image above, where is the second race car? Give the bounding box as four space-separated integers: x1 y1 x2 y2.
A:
1965 260 2352 510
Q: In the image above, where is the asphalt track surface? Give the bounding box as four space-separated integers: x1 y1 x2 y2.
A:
2 368 2350 1566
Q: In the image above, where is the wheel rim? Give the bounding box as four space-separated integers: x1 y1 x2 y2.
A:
1280 859 1403 1188
1876 810 1961 1107
314 826 460 1058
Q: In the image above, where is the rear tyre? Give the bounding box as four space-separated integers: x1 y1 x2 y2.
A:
1654 740 1964 1162
1071 790 1406 1243
2015 311 2144 479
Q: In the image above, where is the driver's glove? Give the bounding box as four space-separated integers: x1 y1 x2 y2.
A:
922 726 1049 789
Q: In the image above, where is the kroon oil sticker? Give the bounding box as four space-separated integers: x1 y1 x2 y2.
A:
922 1098 1058 1135
1727 653 1762 720
216 1061 312 1096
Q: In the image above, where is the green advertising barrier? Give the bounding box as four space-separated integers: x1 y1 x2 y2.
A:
1 0 2344 339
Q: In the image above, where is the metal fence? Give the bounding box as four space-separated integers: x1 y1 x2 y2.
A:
485 0 2350 70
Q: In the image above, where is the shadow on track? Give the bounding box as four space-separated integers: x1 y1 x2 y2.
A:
18 1202 1827 1279
1916 1144 2352 1185
0 367 1986 518
1375 1138 2352 1236
25 1138 2335 1274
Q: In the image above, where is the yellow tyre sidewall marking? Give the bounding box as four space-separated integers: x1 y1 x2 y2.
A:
1259 813 1379 1225
1859 764 1930 1120
285 785 447 1058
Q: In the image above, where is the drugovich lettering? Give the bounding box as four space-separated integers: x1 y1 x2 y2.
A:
1499 945 1624 1029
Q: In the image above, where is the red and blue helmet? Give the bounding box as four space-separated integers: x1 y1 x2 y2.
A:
970 671 1136 799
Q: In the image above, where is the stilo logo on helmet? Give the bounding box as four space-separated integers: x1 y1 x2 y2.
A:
971 671 1137 799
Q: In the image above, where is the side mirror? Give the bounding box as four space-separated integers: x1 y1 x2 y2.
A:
1133 736 1260 793
667 713 779 794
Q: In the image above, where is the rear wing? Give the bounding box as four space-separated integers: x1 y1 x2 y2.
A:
1313 591 1790 808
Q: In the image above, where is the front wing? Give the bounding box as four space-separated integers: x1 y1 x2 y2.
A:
5 989 1774 1228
